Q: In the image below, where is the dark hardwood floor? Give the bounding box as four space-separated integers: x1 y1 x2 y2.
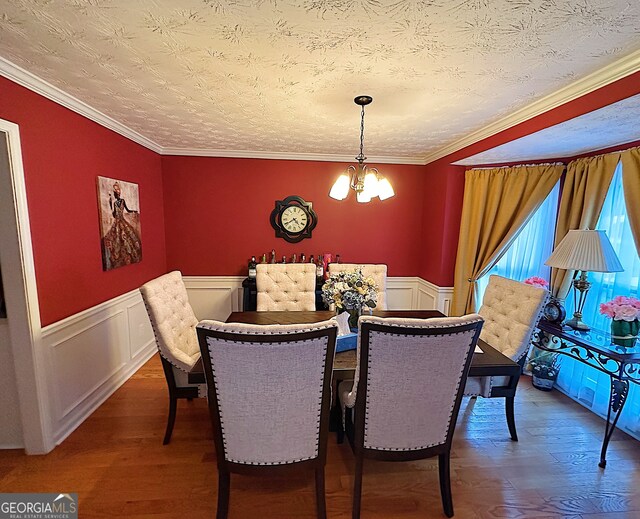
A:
1 354 639 518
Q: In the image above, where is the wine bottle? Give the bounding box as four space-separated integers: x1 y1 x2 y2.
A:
248 256 257 279
292 253 297 263
335 254 341 264
301 253 306 263
261 253 267 263
281 255 287 264
316 255 324 279
270 249 276 264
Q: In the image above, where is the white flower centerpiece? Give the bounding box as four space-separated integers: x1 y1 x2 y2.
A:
322 269 378 329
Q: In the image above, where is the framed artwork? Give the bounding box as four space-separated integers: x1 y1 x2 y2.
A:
96 176 142 271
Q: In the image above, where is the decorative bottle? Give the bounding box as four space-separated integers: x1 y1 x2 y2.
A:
301 253 306 263
270 249 276 264
248 256 257 279
316 255 324 280
261 253 267 263
281 255 287 264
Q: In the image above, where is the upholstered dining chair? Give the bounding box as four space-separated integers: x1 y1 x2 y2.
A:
338 314 484 518
256 263 316 311
140 270 205 444
327 263 388 310
464 275 549 440
196 319 338 519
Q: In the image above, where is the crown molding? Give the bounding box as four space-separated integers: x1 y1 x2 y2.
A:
0 57 163 153
159 147 426 165
423 48 640 165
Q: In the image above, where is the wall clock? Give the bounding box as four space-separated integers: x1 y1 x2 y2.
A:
270 195 318 243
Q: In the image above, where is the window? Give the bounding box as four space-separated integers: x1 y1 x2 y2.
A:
477 181 560 304
557 161 640 438
564 161 640 331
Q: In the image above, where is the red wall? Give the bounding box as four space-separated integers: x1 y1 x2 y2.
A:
161 156 425 277
0 77 166 326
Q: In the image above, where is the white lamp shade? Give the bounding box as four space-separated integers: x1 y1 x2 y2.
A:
356 189 372 203
545 230 623 272
362 171 379 199
377 176 395 200
329 173 350 200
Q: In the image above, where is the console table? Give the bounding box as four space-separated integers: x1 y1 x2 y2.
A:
531 319 640 468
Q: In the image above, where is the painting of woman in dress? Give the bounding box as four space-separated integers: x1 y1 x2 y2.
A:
97 176 142 271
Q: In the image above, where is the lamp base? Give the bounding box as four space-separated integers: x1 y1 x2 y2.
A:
566 314 590 331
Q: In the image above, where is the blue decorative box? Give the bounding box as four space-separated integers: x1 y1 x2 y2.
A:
336 332 357 353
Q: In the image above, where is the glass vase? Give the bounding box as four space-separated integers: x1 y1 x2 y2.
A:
347 307 362 330
610 319 640 348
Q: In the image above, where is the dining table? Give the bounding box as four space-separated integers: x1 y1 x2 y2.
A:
189 310 522 439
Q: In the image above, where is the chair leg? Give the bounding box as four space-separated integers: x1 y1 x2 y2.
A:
438 453 454 518
216 470 230 519
163 395 177 445
505 396 518 441
315 467 327 519
352 455 364 519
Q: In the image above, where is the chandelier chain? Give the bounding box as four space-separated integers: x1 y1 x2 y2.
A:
358 104 365 162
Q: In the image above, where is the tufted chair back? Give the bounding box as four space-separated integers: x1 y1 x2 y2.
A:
140 271 201 373
140 271 204 444
328 263 388 310
464 275 548 398
477 275 548 362
256 263 316 311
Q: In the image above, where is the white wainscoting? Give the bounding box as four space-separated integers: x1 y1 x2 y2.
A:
40 289 156 445
183 276 453 317
36 275 452 449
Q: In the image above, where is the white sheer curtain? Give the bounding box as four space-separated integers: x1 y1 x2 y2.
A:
564 161 640 331
557 161 640 439
477 181 560 304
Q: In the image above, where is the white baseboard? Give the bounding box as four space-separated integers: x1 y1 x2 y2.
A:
40 289 156 445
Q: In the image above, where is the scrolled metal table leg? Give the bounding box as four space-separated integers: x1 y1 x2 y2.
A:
599 378 629 468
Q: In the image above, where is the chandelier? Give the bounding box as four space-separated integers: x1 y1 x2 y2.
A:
329 95 395 203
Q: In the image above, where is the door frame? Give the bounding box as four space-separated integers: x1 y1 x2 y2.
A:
0 118 53 453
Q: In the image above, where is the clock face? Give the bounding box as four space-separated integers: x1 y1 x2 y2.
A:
543 299 566 324
270 195 318 243
281 206 308 233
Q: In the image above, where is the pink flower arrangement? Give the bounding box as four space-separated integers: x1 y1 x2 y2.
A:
599 296 640 322
523 276 549 289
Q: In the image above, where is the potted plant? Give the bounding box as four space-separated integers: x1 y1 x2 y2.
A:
529 351 561 391
599 296 640 348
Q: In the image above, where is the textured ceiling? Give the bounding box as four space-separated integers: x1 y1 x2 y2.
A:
454 93 640 165
1 0 640 162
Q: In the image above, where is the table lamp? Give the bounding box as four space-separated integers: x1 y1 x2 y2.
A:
545 229 623 330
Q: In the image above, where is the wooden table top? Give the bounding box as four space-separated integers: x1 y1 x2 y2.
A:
189 310 519 383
